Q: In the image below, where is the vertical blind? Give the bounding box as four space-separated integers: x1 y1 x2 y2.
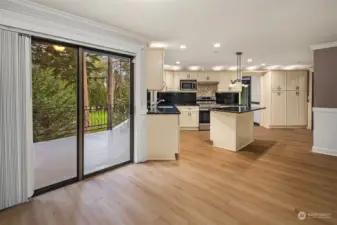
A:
0 29 34 210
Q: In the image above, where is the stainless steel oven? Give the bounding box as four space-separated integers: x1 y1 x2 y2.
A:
199 108 211 131
180 80 197 91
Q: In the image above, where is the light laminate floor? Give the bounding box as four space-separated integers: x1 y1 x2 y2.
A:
1 127 337 225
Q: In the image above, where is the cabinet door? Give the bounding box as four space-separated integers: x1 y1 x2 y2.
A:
270 91 286 125
207 71 220 82
297 71 307 91
146 48 164 90
286 91 298 125
165 71 174 91
298 91 307 125
218 72 232 92
190 111 199 127
180 71 197 80
286 72 298 91
197 72 209 81
173 72 180 90
271 71 286 90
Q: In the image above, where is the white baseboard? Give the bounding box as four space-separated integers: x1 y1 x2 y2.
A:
312 147 337 157
312 107 337 157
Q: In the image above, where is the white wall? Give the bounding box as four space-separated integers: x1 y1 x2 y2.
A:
0 0 148 163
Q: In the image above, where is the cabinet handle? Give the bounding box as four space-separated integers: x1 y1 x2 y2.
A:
296 92 299 96
228 87 232 91
206 76 210 80
277 92 280 96
296 86 299 90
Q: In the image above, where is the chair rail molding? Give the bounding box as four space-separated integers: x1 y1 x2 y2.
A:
312 107 337 157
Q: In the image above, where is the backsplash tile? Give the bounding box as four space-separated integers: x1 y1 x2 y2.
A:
197 84 218 97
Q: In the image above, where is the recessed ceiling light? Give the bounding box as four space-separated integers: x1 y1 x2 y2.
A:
149 42 167 48
180 44 187 49
188 66 201 71
212 66 225 71
164 65 171 69
228 66 237 71
176 61 181 65
171 66 181 71
247 58 253 63
247 66 259 71
261 63 266 66
266 65 282 70
213 43 221 48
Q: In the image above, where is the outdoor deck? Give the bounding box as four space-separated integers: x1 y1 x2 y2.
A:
34 120 130 189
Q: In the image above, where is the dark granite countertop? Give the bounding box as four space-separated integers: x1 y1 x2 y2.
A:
211 106 266 114
174 103 199 106
147 105 181 115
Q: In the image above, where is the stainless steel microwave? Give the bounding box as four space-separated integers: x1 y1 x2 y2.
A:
180 80 197 91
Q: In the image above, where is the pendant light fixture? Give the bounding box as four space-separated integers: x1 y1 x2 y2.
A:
229 52 243 87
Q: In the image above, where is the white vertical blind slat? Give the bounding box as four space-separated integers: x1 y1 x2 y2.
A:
0 29 33 210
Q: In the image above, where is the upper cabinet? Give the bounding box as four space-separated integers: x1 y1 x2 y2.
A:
179 71 198 80
270 71 287 90
269 70 308 91
164 71 180 91
197 72 210 81
218 72 242 92
146 48 164 90
286 71 307 91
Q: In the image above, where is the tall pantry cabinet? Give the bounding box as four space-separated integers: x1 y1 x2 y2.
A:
261 70 308 128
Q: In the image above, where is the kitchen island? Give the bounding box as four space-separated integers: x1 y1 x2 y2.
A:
210 106 265 151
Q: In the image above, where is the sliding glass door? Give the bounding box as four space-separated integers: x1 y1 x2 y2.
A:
83 50 132 175
32 40 78 190
32 38 134 193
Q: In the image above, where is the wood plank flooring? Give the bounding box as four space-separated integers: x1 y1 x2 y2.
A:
1 127 337 225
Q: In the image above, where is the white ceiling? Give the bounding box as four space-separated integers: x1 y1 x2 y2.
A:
28 0 337 70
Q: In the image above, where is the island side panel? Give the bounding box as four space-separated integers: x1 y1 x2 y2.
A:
236 112 254 150
147 114 180 160
210 111 237 151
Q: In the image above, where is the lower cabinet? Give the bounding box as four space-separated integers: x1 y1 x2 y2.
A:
176 106 199 129
270 91 287 126
268 90 307 127
286 91 307 126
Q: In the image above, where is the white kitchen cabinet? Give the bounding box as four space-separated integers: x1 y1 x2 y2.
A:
173 72 180 91
197 72 211 81
206 71 220 82
217 72 231 92
286 71 307 91
146 48 164 90
176 106 199 129
179 71 198 80
165 71 176 91
286 91 308 126
270 71 287 91
270 91 287 126
298 91 308 125
286 91 298 125
218 72 242 92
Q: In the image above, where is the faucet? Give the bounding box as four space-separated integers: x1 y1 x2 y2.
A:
151 99 165 108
